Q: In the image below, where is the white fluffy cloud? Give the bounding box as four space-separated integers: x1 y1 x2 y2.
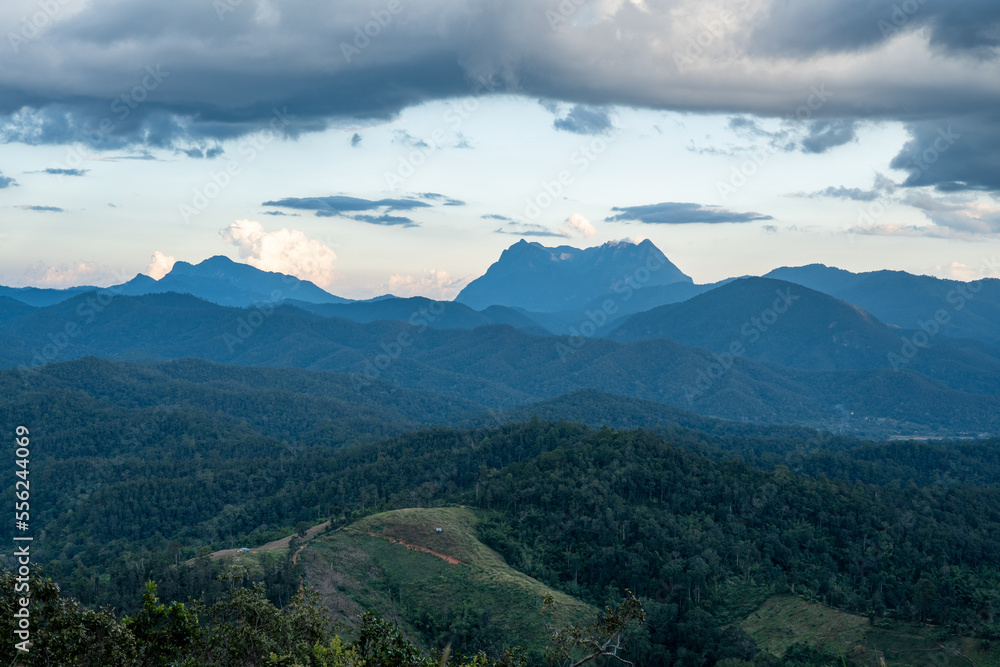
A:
387 269 464 299
145 251 176 280
19 261 126 287
560 212 597 238
219 219 338 288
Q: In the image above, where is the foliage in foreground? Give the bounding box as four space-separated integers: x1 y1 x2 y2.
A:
1 569 671 667
0 570 535 667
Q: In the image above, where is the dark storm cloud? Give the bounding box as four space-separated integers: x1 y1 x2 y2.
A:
889 117 1000 191
350 132 362 147
748 0 1000 56
0 0 997 193
0 172 17 188
606 202 773 224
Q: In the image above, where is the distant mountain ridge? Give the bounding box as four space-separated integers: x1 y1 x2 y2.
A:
766 264 1000 344
2 290 1000 436
116 255 351 307
456 238 693 311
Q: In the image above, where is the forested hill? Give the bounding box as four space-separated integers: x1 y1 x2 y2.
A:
7 357 1000 663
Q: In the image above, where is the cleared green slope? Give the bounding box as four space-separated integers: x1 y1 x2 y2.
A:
300 507 596 658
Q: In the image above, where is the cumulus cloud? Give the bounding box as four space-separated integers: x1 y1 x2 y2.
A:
19 261 125 287
0 172 18 188
219 219 339 288
606 202 773 224
904 192 1000 235
145 251 176 280
559 213 597 238
387 269 465 300
848 193 1000 238
939 261 991 281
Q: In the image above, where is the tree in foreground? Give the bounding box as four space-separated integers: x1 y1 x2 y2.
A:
543 590 646 667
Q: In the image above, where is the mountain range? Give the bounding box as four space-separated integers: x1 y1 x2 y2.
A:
2 239 999 438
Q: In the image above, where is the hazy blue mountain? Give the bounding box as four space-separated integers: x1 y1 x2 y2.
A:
609 276 1000 393
119 255 350 307
0 285 99 307
521 281 719 335
0 256 351 309
0 296 37 323
3 291 999 436
455 238 692 311
288 296 549 335
611 277 902 369
766 264 1000 344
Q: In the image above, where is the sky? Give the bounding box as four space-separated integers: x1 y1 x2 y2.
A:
1 0 999 299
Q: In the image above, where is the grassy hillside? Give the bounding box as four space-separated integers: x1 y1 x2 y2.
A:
300 507 596 659
742 596 1000 667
